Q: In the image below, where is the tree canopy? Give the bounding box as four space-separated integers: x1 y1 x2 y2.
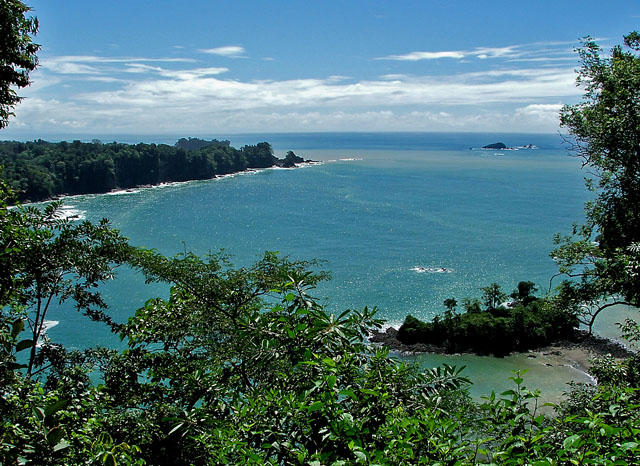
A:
397 282 578 356
0 0 39 128
0 139 308 202
552 32 640 331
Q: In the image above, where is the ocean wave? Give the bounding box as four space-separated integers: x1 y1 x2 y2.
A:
563 363 597 385
106 188 142 196
325 158 363 163
379 321 402 332
55 205 86 221
411 266 453 274
296 161 325 168
36 320 59 347
42 320 59 331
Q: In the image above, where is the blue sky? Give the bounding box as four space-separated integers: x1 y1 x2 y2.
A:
3 0 639 138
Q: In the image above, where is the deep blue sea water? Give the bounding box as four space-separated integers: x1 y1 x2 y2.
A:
42 132 625 398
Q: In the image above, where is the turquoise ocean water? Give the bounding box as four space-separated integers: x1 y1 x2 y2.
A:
42 132 634 399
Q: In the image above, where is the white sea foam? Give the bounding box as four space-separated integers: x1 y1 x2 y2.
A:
215 170 260 180
295 161 324 168
563 363 597 385
324 158 363 163
411 266 453 274
36 320 59 347
55 205 86 221
379 321 402 332
42 320 59 331
106 188 142 196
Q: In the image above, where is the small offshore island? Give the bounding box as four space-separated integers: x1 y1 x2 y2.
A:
0 137 314 203
370 281 636 376
472 141 539 150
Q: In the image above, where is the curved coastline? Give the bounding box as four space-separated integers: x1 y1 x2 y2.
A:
25 160 324 207
1 138 321 205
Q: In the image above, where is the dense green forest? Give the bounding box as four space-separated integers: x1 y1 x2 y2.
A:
397 282 580 356
2 2 640 464
0 138 307 203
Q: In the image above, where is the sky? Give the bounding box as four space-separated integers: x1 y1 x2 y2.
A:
3 0 639 139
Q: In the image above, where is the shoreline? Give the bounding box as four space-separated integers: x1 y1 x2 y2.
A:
369 327 636 378
17 160 324 207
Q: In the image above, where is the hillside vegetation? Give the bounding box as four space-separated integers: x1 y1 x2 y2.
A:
397 282 580 356
0 138 306 202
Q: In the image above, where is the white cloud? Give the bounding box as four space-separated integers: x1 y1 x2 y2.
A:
8 97 91 129
123 63 228 79
46 62 102 74
66 66 575 115
8 44 582 135
85 76 128 83
198 46 246 57
8 101 569 134
377 45 520 61
379 74 410 80
8 64 579 135
380 50 466 61
124 64 164 74
326 75 351 83
160 67 229 79
43 55 196 65
472 46 519 58
507 57 578 63
40 55 198 76
515 103 564 124
376 41 581 63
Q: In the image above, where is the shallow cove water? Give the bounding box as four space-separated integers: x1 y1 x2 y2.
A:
43 132 629 399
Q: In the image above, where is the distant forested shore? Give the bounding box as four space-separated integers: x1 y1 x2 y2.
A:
0 137 310 203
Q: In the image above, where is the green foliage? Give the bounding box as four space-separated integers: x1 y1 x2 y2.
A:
0 198 131 377
0 0 40 128
398 282 578 356
282 150 305 168
443 297 457 313
461 297 482 314
0 139 306 202
101 249 472 464
174 137 231 151
0 177 639 463
481 282 507 310
552 32 640 331
512 281 537 305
